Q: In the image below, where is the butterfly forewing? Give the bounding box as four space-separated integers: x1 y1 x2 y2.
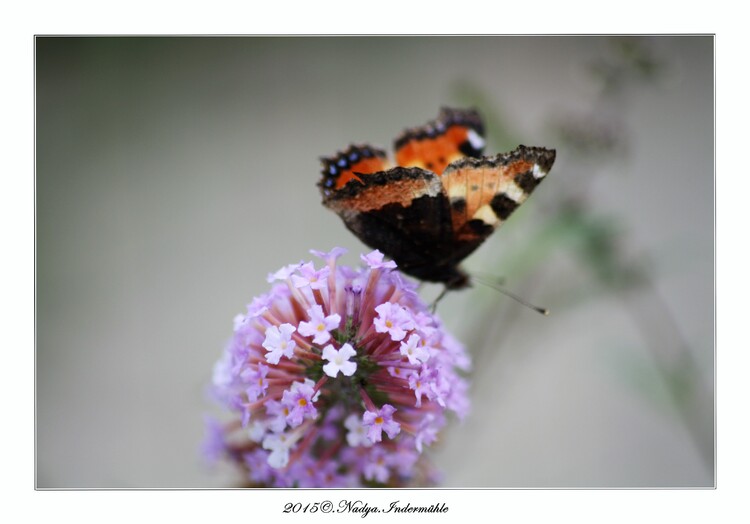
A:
441 145 556 245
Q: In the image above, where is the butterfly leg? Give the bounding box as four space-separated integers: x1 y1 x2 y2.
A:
430 286 450 314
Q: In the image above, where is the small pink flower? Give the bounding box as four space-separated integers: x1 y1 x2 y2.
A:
362 404 401 443
373 302 415 341
322 343 357 378
241 362 269 402
408 367 432 407
344 413 373 448
361 249 397 270
399 333 430 365
297 304 341 344
267 262 301 283
291 262 330 290
281 379 320 428
262 323 297 364
362 446 390 483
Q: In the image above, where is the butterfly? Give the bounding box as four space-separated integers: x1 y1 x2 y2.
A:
318 108 555 290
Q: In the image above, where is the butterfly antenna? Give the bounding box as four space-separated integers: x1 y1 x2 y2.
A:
469 271 507 287
471 275 549 316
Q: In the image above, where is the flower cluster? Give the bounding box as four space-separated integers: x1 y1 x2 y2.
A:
204 248 470 487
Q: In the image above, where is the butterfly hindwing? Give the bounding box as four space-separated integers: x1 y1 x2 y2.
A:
393 107 486 175
319 144 390 191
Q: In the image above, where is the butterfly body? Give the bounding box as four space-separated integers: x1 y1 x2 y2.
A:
319 108 556 289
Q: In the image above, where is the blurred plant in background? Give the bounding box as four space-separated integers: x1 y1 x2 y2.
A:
452 37 713 472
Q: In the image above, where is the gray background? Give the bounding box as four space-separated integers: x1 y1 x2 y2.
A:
36 36 713 488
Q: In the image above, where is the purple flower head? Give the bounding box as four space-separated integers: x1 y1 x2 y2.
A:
205 248 471 487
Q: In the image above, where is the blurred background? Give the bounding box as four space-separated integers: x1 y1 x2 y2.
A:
36 36 713 488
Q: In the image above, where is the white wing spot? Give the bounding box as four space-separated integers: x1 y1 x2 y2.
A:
447 183 466 199
504 182 526 203
473 204 500 226
467 129 485 150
